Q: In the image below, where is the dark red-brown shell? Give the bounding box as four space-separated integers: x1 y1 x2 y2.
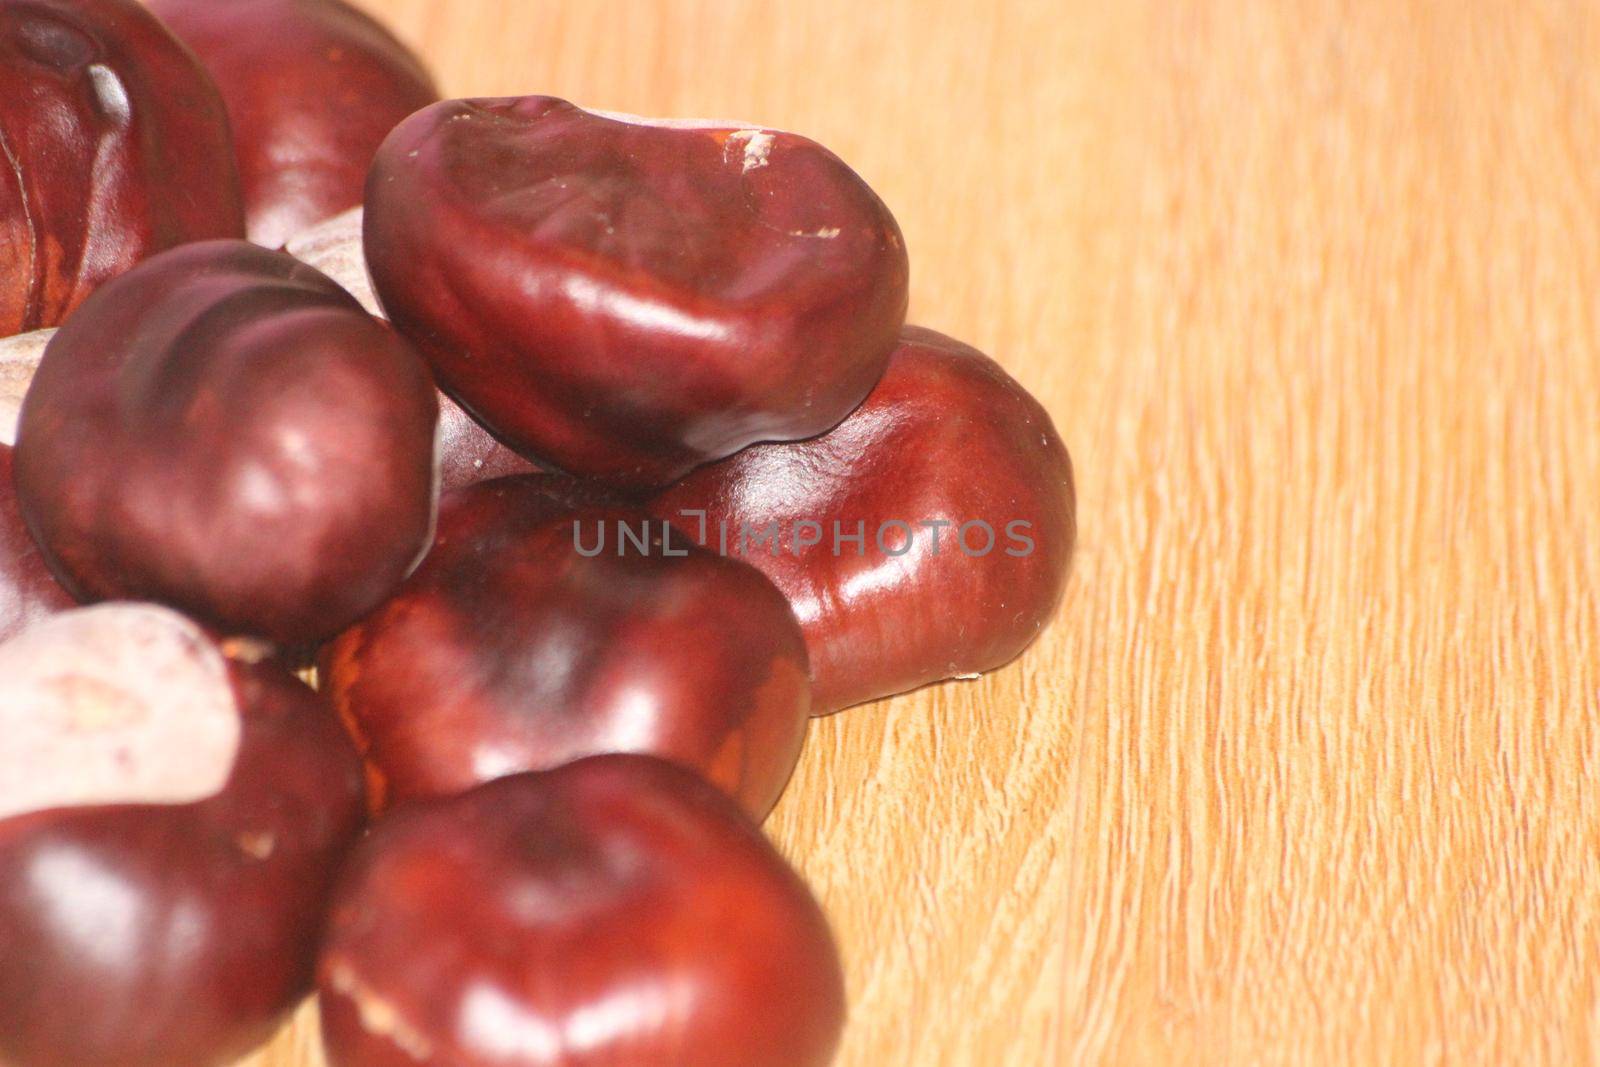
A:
653 326 1077 712
324 475 811 820
366 96 909 489
149 0 439 249
0 0 244 337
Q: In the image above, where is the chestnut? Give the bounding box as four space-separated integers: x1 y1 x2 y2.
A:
0 0 244 338
287 207 541 491
0 327 50 447
0 603 367 1067
318 755 845 1067
0 445 75 642
13 239 440 647
323 475 811 820
652 326 1077 713
148 0 439 250
365 96 910 489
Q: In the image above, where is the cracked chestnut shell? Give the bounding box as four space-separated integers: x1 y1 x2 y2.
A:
13 239 440 646
0 0 244 337
0 604 367 1067
148 0 439 249
0 445 74 642
318 755 845 1067
323 475 811 821
365 95 910 489
652 326 1077 713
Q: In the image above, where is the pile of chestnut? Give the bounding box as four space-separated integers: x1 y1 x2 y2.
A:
0 1 1077 1065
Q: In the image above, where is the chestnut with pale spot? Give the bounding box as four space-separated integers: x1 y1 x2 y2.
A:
13 240 440 647
0 444 74 643
0 328 50 447
0 603 367 1067
318 755 844 1067
322 475 811 821
0 0 245 338
365 95 910 489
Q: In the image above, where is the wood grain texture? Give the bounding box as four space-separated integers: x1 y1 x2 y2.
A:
242 1 1600 1064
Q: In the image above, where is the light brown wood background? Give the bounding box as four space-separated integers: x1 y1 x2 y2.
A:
245 1 1600 1064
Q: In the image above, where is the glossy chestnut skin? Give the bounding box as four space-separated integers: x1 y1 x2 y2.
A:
13 239 440 646
0 445 75 642
0 0 244 337
287 207 541 491
323 475 811 820
652 326 1077 713
0 607 367 1067
366 96 910 489
149 0 438 250
319 755 845 1067
434 395 547 491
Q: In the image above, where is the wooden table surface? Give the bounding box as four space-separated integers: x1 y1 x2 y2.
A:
248 2 1600 1064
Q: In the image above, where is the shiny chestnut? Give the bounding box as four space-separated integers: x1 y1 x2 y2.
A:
0 603 366 1067
319 755 845 1067
149 0 439 249
13 240 439 646
652 326 1077 712
287 207 541 490
365 96 910 489
323 475 811 820
0 0 244 337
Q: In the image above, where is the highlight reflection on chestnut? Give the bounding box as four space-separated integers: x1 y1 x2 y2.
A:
13 240 440 646
319 755 845 1067
0 0 244 337
365 96 910 489
0 603 366 1067
652 326 1077 713
149 0 439 249
323 475 811 820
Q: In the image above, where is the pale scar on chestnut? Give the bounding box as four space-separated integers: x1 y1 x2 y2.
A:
0 604 242 822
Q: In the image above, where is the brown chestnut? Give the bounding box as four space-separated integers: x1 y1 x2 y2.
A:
0 0 244 337
318 755 844 1067
287 207 542 491
323 475 811 820
148 0 439 250
13 239 439 646
652 326 1077 713
0 603 366 1067
365 96 910 489
0 444 74 642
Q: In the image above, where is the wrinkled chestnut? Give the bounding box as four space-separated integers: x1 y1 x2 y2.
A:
0 445 74 642
323 475 810 820
366 96 910 489
0 603 366 1067
0 0 244 337
287 207 540 490
319 755 844 1067
149 0 439 249
652 326 1077 713
14 239 439 646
